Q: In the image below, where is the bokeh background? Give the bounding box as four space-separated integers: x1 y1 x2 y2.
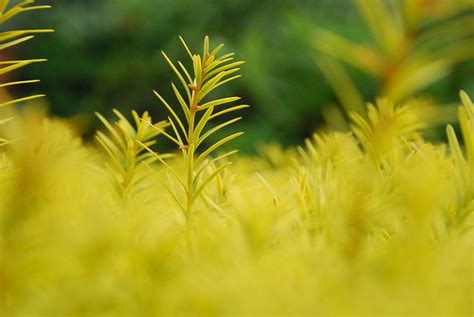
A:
8 0 474 152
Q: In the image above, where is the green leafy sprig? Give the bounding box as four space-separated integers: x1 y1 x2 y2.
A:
0 0 53 107
96 110 171 202
139 36 248 227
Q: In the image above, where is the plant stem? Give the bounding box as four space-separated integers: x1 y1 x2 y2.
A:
185 74 202 229
186 108 196 221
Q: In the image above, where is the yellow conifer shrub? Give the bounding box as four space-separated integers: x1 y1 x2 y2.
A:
0 4 473 316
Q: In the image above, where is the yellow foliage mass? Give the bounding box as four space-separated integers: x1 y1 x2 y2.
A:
0 93 472 315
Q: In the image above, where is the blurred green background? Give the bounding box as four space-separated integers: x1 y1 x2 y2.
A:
9 0 474 152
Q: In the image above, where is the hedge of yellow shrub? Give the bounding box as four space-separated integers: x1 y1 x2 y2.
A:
0 1 473 315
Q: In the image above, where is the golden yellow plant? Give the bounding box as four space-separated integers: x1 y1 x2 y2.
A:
0 0 52 134
350 98 444 163
95 109 171 203
446 91 474 233
140 36 248 230
0 4 473 315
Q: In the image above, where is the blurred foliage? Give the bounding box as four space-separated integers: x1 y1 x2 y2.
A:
8 0 474 151
0 90 472 315
1 3 474 314
95 109 170 203
314 0 474 126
